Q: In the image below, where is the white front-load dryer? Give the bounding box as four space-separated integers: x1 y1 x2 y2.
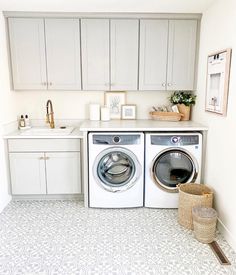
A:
88 132 144 208
145 132 202 208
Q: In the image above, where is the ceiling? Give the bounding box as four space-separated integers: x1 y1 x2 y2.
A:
0 0 216 13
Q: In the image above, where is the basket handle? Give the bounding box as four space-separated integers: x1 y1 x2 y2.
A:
202 191 213 198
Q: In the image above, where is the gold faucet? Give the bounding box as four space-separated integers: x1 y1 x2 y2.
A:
46 99 55 129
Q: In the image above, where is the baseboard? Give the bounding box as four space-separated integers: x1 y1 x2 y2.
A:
12 194 84 201
0 196 12 213
217 217 236 252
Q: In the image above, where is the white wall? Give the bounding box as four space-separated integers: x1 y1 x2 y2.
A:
193 0 236 250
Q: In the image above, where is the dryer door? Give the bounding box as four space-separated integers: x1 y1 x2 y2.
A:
152 148 198 192
93 147 141 192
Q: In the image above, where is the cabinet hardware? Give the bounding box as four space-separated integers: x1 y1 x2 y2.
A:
49 82 52 86
168 83 172 86
39 156 50 160
42 82 47 86
162 83 166 87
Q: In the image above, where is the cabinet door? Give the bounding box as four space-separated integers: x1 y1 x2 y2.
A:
81 19 109 90
139 20 168 90
167 20 197 90
8 18 47 90
46 152 81 194
45 19 81 90
9 153 46 195
110 19 139 90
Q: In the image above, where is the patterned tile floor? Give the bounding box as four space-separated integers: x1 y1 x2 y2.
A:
0 200 236 275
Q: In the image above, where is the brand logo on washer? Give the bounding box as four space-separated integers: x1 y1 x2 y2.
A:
113 136 121 143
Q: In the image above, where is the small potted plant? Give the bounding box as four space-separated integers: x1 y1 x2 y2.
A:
170 91 197 121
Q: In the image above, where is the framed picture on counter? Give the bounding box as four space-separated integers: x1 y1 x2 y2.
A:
121 105 137 120
105 91 126 119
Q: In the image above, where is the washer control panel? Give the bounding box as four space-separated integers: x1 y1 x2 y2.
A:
93 134 141 145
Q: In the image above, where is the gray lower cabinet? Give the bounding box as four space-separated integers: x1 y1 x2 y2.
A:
139 19 198 91
8 18 81 90
8 139 81 195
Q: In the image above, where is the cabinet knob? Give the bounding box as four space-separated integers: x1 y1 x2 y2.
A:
42 82 47 86
49 82 52 86
168 83 172 86
162 83 166 87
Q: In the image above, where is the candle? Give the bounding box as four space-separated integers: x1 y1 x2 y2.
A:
89 104 100 121
101 106 110 121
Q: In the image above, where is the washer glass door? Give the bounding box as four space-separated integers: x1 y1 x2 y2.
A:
152 149 197 192
94 148 140 192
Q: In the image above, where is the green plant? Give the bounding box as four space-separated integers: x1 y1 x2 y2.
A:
170 91 197 107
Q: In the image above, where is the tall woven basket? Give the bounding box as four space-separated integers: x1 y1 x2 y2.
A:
178 183 213 229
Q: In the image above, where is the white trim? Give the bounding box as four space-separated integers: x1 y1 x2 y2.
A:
3 11 202 20
217 217 236 252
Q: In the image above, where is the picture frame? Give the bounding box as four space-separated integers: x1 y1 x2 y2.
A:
205 48 232 116
121 104 137 120
104 91 126 119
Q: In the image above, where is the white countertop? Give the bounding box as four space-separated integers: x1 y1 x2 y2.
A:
80 120 208 132
4 127 83 139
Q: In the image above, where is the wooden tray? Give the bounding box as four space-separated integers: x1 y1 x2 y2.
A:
149 111 183 121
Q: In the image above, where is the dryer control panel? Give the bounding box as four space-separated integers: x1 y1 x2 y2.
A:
151 135 199 146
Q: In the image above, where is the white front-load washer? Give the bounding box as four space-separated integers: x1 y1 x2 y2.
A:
88 132 144 208
145 132 202 208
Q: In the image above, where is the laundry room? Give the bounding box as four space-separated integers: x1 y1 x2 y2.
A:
0 0 236 274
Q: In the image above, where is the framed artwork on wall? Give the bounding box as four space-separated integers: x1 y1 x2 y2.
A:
121 105 137 120
205 48 232 116
104 91 126 119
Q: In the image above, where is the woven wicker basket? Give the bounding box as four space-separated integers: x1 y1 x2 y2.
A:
178 183 213 229
192 206 217 244
149 111 183 121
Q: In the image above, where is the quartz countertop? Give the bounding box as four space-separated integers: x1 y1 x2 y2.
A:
4 127 83 139
79 120 208 132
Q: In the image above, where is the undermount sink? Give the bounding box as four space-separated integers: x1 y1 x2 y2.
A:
20 127 74 136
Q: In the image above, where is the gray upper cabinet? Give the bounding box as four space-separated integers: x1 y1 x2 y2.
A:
167 20 197 91
7 15 199 92
139 19 197 91
139 20 168 90
81 19 139 91
8 18 47 90
8 18 81 91
81 19 110 90
45 19 81 90
110 19 139 90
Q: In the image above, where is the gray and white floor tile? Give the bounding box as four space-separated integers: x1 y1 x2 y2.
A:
0 200 235 275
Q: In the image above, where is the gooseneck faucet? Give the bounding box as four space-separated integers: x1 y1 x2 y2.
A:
46 100 55 129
